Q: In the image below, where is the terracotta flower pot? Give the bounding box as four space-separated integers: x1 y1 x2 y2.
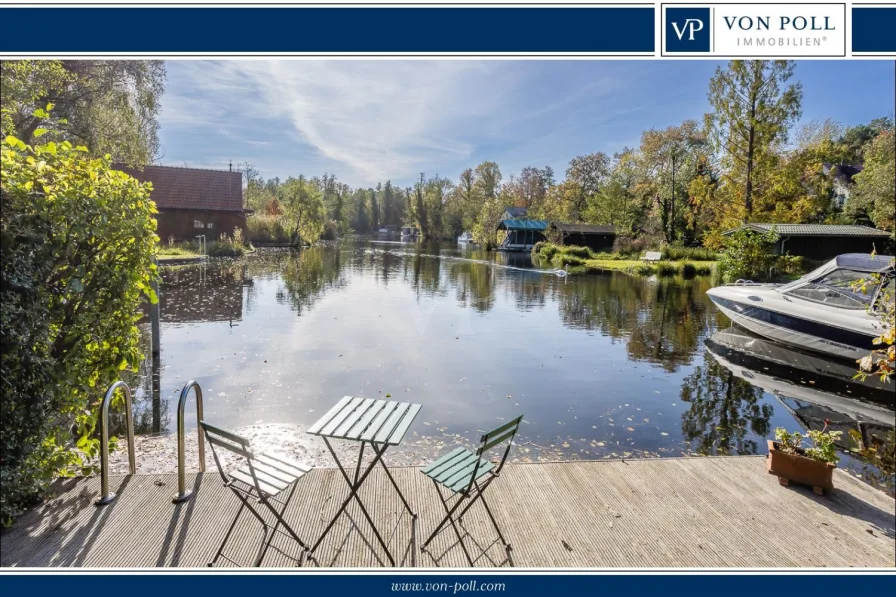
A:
766 440 835 496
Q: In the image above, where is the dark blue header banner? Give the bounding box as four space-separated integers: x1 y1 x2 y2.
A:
852 6 896 53
0 7 655 54
2 573 894 595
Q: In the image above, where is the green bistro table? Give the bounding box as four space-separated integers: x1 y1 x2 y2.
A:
307 396 421 566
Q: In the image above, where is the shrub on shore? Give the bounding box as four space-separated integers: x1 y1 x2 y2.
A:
206 228 248 258
247 214 293 244
662 246 719 262
1 136 157 525
156 242 198 257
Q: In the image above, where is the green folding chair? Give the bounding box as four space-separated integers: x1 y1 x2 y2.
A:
420 415 523 566
201 421 312 567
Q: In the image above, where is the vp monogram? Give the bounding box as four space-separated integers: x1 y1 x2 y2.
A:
671 18 704 41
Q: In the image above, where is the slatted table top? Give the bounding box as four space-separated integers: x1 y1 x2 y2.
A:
307 397 422 445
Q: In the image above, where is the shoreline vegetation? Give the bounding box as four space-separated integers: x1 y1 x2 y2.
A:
532 241 717 277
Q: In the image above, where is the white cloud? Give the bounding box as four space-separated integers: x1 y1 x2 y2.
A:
162 60 523 186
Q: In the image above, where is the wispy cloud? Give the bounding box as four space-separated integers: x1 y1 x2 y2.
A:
161 60 524 185
158 60 895 187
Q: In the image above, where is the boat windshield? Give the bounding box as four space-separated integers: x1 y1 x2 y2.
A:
782 267 880 309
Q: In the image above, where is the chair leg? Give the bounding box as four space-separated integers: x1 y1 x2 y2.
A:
424 482 474 566
422 481 465 547
477 486 510 551
209 497 247 566
256 483 309 567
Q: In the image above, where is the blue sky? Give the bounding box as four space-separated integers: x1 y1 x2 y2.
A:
158 60 895 188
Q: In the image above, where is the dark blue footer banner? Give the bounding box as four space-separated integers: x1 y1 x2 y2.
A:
0 7 654 54
2 574 894 595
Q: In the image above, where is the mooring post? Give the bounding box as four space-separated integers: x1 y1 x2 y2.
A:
150 256 161 361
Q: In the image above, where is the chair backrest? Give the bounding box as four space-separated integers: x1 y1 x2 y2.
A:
643 251 662 262
200 421 253 482
476 415 524 473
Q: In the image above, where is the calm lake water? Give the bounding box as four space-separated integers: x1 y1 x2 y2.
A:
130 239 894 475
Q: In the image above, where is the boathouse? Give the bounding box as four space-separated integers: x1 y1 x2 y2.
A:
548 223 616 252
114 164 248 242
496 219 548 251
723 223 892 260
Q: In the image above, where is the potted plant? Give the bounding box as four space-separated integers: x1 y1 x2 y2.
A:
767 420 842 495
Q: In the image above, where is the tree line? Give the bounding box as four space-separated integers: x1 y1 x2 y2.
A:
242 60 894 249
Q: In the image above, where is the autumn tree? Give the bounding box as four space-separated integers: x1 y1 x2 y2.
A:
639 120 706 242
564 153 610 222
504 166 555 211
589 150 646 236
849 126 896 231
706 61 802 221
474 161 502 203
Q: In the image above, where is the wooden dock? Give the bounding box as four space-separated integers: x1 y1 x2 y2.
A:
2 457 893 568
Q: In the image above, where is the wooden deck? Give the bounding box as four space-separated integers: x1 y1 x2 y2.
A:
2 457 893 568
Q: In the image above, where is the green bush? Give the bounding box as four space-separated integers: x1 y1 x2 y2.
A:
718 227 780 283
776 254 805 276
206 229 246 258
656 261 678 276
632 263 656 275
662 245 719 261
1 135 158 525
531 241 560 262
247 214 292 244
561 245 593 259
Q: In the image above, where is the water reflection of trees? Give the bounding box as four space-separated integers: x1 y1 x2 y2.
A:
447 259 496 313
230 244 719 371
408 244 447 299
275 246 347 315
555 276 714 371
680 352 772 455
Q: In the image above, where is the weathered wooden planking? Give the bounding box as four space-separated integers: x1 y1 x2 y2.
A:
1 457 893 568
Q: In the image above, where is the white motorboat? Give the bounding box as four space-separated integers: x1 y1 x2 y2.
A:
706 253 894 361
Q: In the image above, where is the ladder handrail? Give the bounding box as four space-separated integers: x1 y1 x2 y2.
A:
95 381 136 506
173 380 206 503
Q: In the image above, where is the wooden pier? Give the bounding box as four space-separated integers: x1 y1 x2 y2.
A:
2 456 893 568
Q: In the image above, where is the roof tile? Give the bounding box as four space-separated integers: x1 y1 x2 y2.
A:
114 164 244 212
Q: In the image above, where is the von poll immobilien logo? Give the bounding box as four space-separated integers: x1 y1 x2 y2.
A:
663 3 847 57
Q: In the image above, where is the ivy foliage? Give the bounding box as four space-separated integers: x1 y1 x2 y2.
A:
0 133 158 525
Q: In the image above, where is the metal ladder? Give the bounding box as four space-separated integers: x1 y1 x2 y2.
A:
95 379 205 505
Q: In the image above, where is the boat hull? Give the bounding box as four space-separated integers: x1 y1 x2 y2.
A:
706 287 877 361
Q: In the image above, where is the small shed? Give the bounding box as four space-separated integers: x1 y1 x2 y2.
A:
114 164 247 242
496 219 548 251
723 223 891 260
549 223 616 252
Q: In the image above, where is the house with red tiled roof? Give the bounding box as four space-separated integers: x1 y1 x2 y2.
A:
114 164 248 242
